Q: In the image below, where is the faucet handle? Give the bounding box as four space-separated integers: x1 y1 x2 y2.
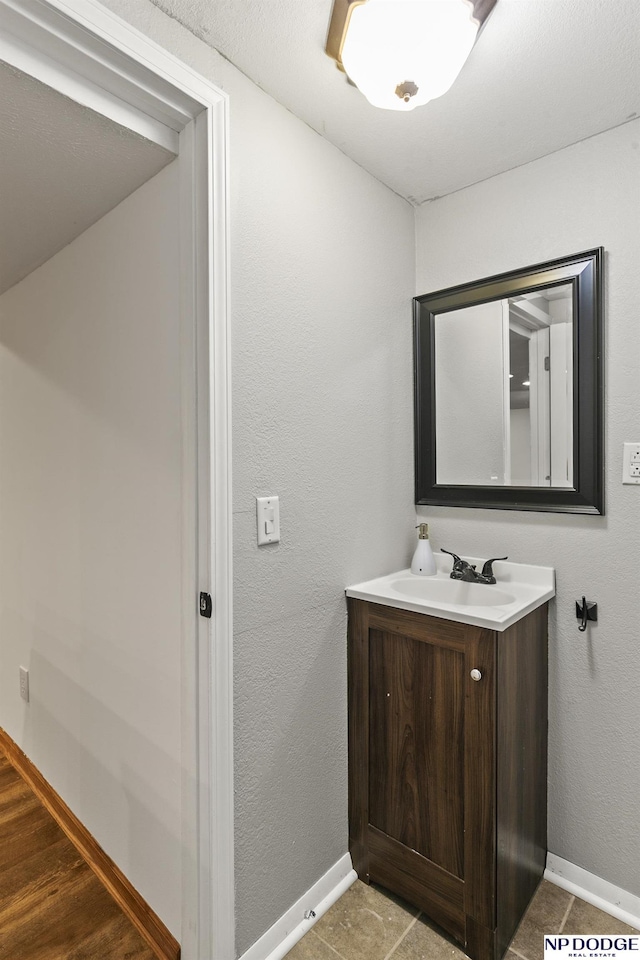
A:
441 548 476 579
441 548 476 569
480 556 508 579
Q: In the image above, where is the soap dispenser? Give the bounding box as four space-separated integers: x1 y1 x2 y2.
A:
411 523 437 576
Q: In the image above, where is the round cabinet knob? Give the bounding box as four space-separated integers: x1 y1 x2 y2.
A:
470 669 482 682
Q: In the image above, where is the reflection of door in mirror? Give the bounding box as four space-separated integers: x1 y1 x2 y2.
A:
508 318 551 486
507 284 573 487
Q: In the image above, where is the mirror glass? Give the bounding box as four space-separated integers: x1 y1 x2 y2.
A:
434 282 573 487
414 249 603 514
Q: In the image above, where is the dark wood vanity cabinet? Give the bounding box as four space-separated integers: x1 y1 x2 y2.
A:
347 598 548 960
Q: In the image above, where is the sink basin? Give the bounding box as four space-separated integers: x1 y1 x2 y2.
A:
346 555 555 631
389 577 515 607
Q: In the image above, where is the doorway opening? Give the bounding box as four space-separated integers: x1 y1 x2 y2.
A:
0 2 233 957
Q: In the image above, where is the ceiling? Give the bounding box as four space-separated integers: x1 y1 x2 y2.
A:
0 61 176 295
149 0 640 204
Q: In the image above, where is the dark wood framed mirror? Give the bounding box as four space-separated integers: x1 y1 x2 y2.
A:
414 249 604 514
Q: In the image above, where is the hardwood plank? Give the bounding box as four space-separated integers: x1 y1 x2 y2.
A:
0 755 23 785
0 837 92 929
66 914 162 960
0 837 153 960
0 730 178 960
0 803 61 877
0 781 42 828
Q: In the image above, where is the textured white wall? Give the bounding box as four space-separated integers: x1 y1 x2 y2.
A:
230 72 415 955
90 3 416 954
416 120 640 898
0 162 182 935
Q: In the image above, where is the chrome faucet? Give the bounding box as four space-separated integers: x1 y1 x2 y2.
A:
441 549 508 585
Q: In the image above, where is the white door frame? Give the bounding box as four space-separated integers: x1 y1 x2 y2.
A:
0 2 234 957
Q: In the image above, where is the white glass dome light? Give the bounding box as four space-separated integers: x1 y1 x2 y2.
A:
340 0 480 111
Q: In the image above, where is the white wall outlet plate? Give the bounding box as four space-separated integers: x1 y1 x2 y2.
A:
256 495 280 545
622 443 640 484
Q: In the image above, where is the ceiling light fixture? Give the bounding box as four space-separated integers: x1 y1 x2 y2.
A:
326 0 497 111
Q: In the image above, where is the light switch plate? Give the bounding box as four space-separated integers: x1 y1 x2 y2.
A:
256 495 280 545
19 666 29 702
622 442 640 484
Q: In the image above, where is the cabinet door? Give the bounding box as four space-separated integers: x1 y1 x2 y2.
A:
348 600 496 946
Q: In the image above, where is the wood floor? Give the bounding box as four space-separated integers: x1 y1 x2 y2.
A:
0 751 157 960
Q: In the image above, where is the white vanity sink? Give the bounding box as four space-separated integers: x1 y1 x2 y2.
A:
389 577 516 607
346 555 555 631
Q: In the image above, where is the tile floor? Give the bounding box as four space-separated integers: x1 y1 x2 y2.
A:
285 879 639 960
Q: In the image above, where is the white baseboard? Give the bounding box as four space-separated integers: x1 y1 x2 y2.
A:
545 853 640 931
239 853 357 960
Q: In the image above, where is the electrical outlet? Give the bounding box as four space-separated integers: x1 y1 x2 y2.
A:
19 666 29 703
622 442 640 484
